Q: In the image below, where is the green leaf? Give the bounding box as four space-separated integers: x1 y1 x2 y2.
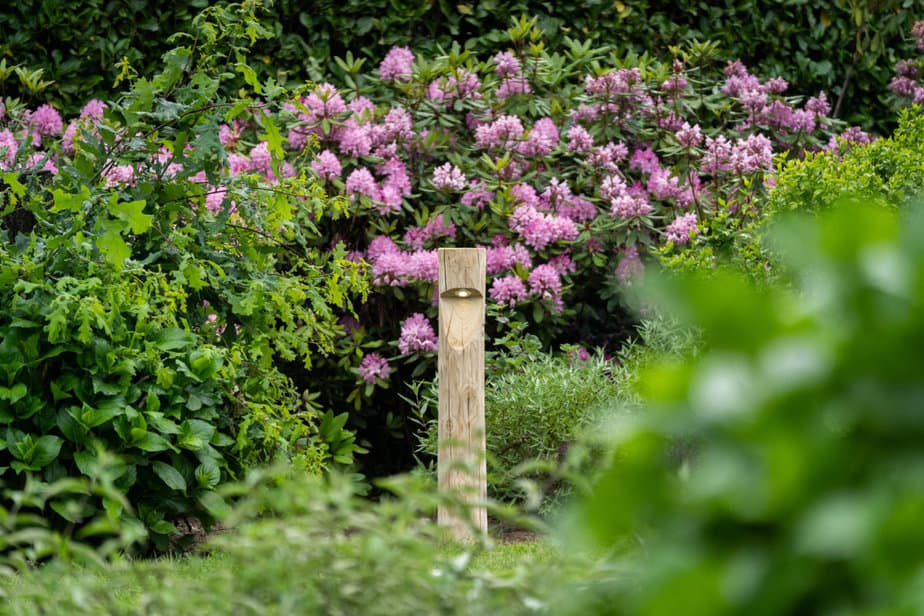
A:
178 419 215 451
150 519 178 535
154 328 195 352
51 186 91 213
152 461 187 491
75 517 120 539
189 349 222 380
199 490 231 519
134 432 174 452
96 229 131 267
194 459 221 488
73 450 97 476
2 172 26 205
0 383 28 403
108 198 153 234
235 62 263 94
81 399 124 428
210 432 234 448
50 499 92 524
31 435 63 468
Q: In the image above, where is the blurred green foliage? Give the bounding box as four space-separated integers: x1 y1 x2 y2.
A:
566 200 924 613
0 471 579 615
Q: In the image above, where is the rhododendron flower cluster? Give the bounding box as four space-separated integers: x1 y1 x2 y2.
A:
889 22 924 105
358 354 391 384
398 313 438 354
665 213 699 245
0 25 908 396
379 46 415 81
431 162 467 191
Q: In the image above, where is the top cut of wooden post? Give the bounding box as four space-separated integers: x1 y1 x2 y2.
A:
437 247 487 540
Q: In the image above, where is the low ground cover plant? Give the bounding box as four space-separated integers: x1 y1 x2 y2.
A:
0 471 575 615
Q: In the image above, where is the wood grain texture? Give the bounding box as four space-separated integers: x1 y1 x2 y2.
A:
437 248 487 539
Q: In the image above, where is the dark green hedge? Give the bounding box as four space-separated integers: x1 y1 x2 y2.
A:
0 1 917 130
0 0 206 109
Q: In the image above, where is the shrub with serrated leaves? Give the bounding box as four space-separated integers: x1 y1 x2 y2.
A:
0 3 366 559
768 106 924 215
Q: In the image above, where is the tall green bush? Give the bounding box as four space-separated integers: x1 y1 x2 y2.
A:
0 2 366 561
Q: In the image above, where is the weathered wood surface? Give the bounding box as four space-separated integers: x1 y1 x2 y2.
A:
437 247 487 539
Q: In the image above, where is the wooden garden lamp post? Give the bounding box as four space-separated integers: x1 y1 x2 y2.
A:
437 247 488 539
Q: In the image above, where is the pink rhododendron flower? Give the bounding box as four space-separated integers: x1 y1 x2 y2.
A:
398 313 438 354
27 152 57 175
493 51 522 78
228 153 250 176
311 149 342 180
404 214 456 250
496 76 532 100
629 147 661 174
566 125 594 152
305 83 347 118
647 168 683 201
913 20 924 49
616 245 644 285
249 141 273 176
805 92 831 117
104 164 136 187
509 204 579 251
528 264 563 312
666 213 699 245
337 120 373 157
367 235 401 261
586 141 628 172
556 195 597 223
29 104 63 136
461 180 495 209
358 354 391 384
548 254 577 275
426 69 482 103
379 46 415 81
346 167 380 201
80 99 107 121
475 115 524 149
489 274 528 307
0 130 18 168
486 243 532 275
675 122 703 148
432 162 467 191
516 117 558 157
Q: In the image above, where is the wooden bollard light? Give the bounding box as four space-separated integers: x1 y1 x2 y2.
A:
437 248 487 539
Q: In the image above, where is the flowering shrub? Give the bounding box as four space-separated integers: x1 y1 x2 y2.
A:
269 22 877 462
1 11 915 481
